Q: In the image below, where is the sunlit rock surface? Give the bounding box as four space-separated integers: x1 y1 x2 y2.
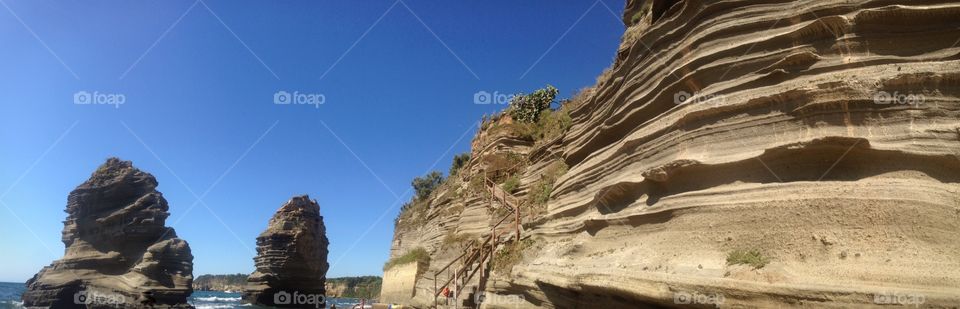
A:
22 158 194 308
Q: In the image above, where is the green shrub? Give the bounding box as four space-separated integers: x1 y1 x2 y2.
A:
508 85 558 123
527 161 569 207
412 171 444 200
530 180 553 206
449 153 471 177
501 175 520 193
384 247 431 271
726 249 769 269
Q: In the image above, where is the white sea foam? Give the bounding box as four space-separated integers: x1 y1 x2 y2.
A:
194 305 235 309
195 296 242 302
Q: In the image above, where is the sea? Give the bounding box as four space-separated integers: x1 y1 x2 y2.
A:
0 282 371 309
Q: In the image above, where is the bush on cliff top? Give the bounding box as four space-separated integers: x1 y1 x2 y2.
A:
485 86 573 144
508 85 558 123
449 152 471 177
412 171 444 200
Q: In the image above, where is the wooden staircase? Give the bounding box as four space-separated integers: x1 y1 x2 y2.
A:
433 173 522 308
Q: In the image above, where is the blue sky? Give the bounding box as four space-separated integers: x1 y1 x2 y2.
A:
0 0 623 282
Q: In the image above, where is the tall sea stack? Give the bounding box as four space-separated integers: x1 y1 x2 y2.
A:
22 158 194 308
243 195 329 308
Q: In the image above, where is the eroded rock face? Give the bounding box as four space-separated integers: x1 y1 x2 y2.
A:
385 0 960 307
243 195 329 308
22 158 194 308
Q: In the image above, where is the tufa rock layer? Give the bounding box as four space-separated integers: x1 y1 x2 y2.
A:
243 195 329 308
22 158 194 308
384 0 960 307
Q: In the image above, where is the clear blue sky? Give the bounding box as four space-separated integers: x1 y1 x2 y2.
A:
0 0 623 282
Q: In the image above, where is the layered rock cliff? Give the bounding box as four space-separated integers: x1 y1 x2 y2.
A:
22 158 194 308
383 0 960 307
243 195 329 308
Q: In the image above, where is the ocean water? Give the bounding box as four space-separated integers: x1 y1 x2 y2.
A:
0 282 24 309
0 282 370 309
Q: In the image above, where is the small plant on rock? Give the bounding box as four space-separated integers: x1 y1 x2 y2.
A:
491 238 537 275
501 175 520 193
726 249 769 269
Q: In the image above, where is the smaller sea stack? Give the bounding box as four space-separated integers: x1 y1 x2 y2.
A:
243 195 329 308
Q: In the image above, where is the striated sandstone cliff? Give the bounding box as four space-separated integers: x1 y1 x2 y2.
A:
243 195 329 308
383 0 960 308
22 158 194 308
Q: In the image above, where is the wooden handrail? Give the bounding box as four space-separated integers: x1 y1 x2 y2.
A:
435 239 478 275
433 170 526 307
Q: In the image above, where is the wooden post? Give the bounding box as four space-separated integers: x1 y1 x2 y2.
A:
454 268 459 309
447 267 451 307
515 205 520 241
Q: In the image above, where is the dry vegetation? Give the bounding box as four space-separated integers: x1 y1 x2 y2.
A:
491 238 537 274
383 247 431 271
726 249 770 269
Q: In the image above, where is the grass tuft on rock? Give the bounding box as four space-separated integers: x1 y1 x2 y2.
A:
501 175 520 193
726 249 769 269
